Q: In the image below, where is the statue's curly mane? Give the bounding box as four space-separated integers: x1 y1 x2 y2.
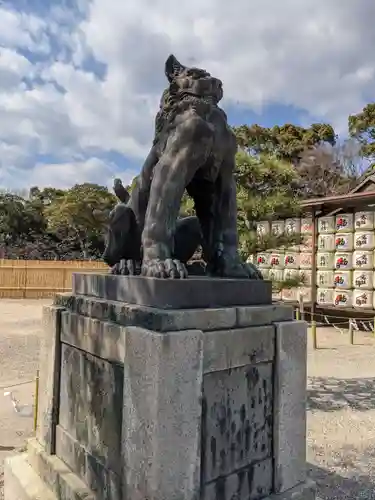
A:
153 82 217 145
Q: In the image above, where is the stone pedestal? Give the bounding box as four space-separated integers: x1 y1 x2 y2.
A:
4 274 315 500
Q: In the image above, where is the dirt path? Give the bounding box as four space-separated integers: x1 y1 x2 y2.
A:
307 326 375 499
0 300 374 499
0 299 51 499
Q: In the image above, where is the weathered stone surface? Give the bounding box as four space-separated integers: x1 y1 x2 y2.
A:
56 425 121 500
265 479 316 500
61 311 125 362
36 305 65 454
72 273 272 309
273 321 307 493
236 304 293 328
56 293 238 333
202 363 273 483
122 326 204 500
27 437 96 500
203 325 274 374
59 343 123 476
203 458 272 500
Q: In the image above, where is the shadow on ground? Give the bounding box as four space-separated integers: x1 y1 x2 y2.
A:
309 462 375 499
307 377 375 412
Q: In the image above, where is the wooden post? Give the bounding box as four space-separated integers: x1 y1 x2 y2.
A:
299 292 305 321
33 369 40 433
349 320 354 345
310 208 318 349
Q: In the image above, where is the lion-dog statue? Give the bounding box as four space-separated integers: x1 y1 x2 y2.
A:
103 54 262 280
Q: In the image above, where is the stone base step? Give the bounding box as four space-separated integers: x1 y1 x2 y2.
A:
4 438 96 500
4 453 56 500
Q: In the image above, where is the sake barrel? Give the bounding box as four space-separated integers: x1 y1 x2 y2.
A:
284 252 300 269
333 270 352 289
260 268 269 279
353 290 373 309
317 271 334 288
354 211 374 230
283 269 299 282
271 220 285 236
272 291 282 301
317 288 334 306
256 253 270 268
334 233 354 251
284 218 301 235
353 250 373 269
318 216 335 234
246 254 255 264
299 253 313 269
333 290 352 307
300 217 313 235
268 269 283 283
300 235 313 252
298 287 312 302
354 231 375 250
317 252 335 269
299 270 312 286
281 287 298 302
318 234 335 252
353 270 373 290
256 221 270 237
269 252 285 269
334 252 353 270
335 213 354 232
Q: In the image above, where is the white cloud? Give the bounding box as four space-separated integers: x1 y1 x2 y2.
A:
0 0 375 188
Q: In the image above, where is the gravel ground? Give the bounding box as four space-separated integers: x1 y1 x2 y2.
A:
0 300 374 499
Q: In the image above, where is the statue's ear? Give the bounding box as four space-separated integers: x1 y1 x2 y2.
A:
165 54 185 82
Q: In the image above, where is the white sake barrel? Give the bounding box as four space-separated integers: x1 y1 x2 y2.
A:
246 254 255 264
333 270 352 289
299 270 312 286
268 269 283 283
318 234 335 252
299 253 313 269
284 252 300 269
354 231 375 250
281 287 298 302
271 220 285 236
284 218 301 235
317 288 334 306
317 271 334 288
333 290 352 307
334 252 353 270
269 252 285 269
272 291 282 301
300 217 313 235
335 233 354 251
335 213 354 232
355 211 374 230
353 250 373 269
283 269 299 282
257 221 270 236
256 253 270 268
353 270 373 290
318 216 335 234
260 268 269 279
353 290 373 309
317 252 334 269
298 287 312 302
300 235 313 252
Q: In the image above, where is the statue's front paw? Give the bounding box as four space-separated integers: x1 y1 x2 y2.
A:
111 259 141 276
243 262 263 280
141 258 188 279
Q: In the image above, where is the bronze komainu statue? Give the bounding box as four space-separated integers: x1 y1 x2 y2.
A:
103 54 262 280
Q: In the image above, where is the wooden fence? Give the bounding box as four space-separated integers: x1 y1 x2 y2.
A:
0 259 108 298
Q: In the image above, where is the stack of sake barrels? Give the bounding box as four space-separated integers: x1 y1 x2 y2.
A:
254 218 313 302
317 211 375 309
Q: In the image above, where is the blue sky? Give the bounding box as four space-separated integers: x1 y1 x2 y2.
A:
0 0 374 190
